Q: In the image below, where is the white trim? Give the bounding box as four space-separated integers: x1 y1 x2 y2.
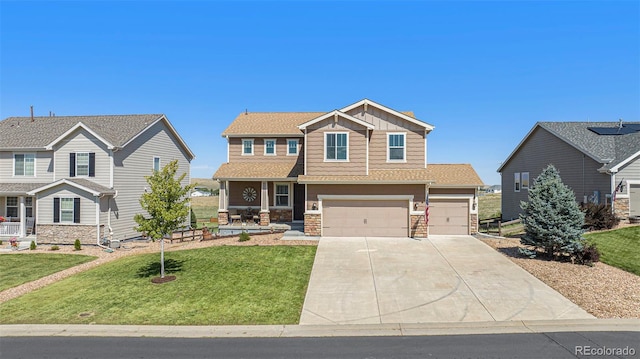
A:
304 129 308 175
324 132 349 162
286 138 299 156
428 194 474 199
424 133 428 169
521 172 530 190
12 152 36 177
514 172 521 192
297 110 375 130
26 179 109 196
95 196 100 244
365 129 369 175
339 99 435 130
264 139 277 156
120 115 196 160
610 150 640 172
109 150 114 188
386 132 407 162
75 152 90 177
241 139 254 156
274 182 291 207
46 122 115 150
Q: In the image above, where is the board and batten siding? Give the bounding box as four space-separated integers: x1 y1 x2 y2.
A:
111 120 191 240
52 128 111 188
501 127 610 220
35 185 99 225
305 118 367 176
306 184 425 210
227 137 304 164
0 150 54 183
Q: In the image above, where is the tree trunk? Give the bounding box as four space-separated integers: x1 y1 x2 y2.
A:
160 238 165 279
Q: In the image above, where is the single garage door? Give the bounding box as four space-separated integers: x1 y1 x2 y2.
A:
630 184 640 217
429 199 469 235
322 200 409 237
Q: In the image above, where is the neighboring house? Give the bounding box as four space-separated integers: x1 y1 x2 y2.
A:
486 185 502 194
498 121 640 221
191 188 210 197
213 99 484 237
0 114 194 244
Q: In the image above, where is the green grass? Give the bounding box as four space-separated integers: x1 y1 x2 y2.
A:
0 245 317 325
191 196 218 220
0 253 96 291
478 193 501 220
585 226 640 275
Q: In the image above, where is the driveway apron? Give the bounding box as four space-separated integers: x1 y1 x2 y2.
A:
299 236 594 325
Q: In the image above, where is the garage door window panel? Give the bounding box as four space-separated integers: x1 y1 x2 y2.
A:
325 133 348 161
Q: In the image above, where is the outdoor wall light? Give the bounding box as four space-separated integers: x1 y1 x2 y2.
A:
312 203 317 210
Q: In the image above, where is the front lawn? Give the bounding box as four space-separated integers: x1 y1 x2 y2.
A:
585 226 640 276
0 253 96 292
0 245 316 325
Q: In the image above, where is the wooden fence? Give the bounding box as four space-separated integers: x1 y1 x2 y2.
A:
479 217 523 237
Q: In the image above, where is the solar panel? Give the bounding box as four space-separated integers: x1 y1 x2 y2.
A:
588 125 640 135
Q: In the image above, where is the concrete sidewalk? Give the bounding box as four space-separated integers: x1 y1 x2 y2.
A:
300 236 593 325
1 319 638 338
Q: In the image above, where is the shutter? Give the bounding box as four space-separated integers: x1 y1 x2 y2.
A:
73 198 81 223
89 153 95 177
70 153 76 177
53 198 60 223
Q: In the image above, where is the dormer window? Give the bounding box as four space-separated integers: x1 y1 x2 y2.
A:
242 139 254 156
14 153 35 176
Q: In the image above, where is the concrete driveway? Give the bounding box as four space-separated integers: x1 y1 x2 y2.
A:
299 235 594 325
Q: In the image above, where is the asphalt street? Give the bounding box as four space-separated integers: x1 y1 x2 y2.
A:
2 331 638 359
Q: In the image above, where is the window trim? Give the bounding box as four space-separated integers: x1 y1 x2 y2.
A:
153 157 161 172
324 132 349 162
241 139 254 156
387 132 407 162
5 196 18 218
514 172 521 192
13 153 36 177
75 152 90 177
264 139 277 156
521 172 530 190
286 139 299 156
273 182 291 208
59 197 75 223
25 197 33 218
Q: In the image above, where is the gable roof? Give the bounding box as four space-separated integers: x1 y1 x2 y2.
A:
497 121 640 173
297 110 376 130
0 114 195 159
340 98 435 131
27 178 116 196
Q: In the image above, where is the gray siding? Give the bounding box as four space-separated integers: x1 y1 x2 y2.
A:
617 156 640 182
35 185 98 225
0 150 54 183
228 137 304 164
111 120 191 240
306 118 367 176
52 128 111 187
500 127 610 220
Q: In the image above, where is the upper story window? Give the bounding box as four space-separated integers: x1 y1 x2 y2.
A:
153 157 161 172
387 133 406 161
242 139 254 156
70 152 95 177
521 172 530 190
287 139 299 156
264 139 276 156
514 173 521 192
14 154 35 176
325 132 348 161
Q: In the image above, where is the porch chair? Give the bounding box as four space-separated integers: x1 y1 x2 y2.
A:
229 209 242 224
26 217 35 235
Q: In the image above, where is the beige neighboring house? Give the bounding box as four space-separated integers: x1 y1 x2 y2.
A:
0 114 194 244
213 99 484 237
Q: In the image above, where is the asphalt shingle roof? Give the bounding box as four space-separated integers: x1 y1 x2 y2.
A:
213 162 303 180
0 183 49 195
0 114 164 149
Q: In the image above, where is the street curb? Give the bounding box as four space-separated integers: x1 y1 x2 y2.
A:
1 319 638 338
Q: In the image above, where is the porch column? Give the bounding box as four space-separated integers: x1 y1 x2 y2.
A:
19 196 26 237
260 181 270 226
218 181 229 225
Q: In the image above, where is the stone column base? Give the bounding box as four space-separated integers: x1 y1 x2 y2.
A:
304 212 321 236
410 214 427 238
218 211 229 225
259 211 270 226
470 213 478 234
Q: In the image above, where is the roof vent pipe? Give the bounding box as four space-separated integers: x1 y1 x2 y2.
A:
619 119 623 129
30 106 34 122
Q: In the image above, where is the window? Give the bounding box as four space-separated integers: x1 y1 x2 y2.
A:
275 183 290 207
287 139 299 155
521 172 530 190
14 154 35 176
76 153 89 176
514 173 521 192
25 197 33 217
387 133 406 161
153 157 161 172
6 197 18 217
60 198 74 222
325 133 348 161
264 139 276 155
242 139 254 155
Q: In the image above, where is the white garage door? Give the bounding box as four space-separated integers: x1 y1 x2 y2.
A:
630 184 640 217
429 199 469 235
322 200 409 237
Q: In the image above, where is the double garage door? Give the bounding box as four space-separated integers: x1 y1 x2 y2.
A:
322 198 470 237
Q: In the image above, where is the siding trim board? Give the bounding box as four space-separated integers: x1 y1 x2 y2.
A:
298 110 375 130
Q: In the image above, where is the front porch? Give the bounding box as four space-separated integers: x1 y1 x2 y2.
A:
0 194 37 238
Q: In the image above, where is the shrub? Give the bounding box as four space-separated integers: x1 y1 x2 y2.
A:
581 203 619 231
50 245 60 251
30 241 36 250
74 239 82 251
0 240 3 245
239 232 251 242
190 209 197 228
575 243 600 266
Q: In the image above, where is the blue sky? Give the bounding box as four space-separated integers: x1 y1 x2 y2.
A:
1 1 638 185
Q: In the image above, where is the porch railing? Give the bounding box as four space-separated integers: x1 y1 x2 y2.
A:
0 222 21 236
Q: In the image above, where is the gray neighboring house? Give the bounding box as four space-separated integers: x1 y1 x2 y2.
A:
0 114 194 244
498 121 640 221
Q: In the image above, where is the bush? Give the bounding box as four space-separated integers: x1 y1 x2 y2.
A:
581 203 619 231
190 209 197 228
30 241 36 250
239 232 251 242
575 243 600 266
0 240 3 245
74 239 82 251
50 245 60 251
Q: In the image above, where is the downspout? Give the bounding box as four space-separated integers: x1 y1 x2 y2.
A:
95 195 109 250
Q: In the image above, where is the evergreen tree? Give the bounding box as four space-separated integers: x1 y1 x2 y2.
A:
520 165 585 258
134 160 193 278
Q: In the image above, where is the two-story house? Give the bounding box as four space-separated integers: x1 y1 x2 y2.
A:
0 114 194 244
213 99 484 237
498 121 640 221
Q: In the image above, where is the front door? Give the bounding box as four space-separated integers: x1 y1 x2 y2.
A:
293 183 305 221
